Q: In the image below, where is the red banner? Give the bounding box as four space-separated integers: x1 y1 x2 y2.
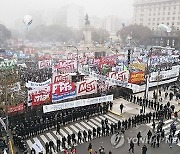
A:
76 79 97 96
53 74 70 84
32 92 51 106
128 71 145 84
8 103 24 114
52 81 76 102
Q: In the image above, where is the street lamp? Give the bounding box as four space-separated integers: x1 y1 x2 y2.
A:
143 48 152 113
67 46 79 74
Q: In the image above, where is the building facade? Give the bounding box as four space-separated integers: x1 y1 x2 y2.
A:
133 0 180 30
133 0 180 48
54 4 84 29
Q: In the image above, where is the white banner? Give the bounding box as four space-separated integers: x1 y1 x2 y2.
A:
26 78 51 88
38 60 52 69
89 71 128 87
108 71 129 82
76 79 97 96
43 95 113 113
150 65 179 82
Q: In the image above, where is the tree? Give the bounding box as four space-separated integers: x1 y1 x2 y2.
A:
0 24 11 46
26 24 83 43
117 24 152 46
92 28 110 43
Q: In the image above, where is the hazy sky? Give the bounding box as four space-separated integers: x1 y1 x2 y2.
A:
0 0 133 28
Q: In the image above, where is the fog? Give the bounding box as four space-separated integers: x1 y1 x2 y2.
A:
0 0 133 29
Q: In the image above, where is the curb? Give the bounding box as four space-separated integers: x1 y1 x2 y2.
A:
108 110 123 118
9 139 14 154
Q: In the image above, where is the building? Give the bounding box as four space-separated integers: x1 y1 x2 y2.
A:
133 0 180 30
133 0 180 48
54 4 84 29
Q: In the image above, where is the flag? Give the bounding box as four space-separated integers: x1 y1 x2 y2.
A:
123 64 127 71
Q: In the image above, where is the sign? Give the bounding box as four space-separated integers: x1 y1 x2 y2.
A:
43 95 113 113
26 78 51 88
0 59 17 70
88 71 128 87
28 85 51 106
54 60 75 72
76 79 97 96
108 71 129 82
8 103 24 113
52 81 76 102
38 60 52 69
32 92 51 106
53 74 70 84
150 65 179 82
129 72 145 84
129 63 146 71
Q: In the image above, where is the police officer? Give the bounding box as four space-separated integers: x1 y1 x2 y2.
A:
83 130 87 142
78 131 82 143
141 145 147 154
93 127 96 139
57 137 61 152
62 136 66 149
88 129 92 141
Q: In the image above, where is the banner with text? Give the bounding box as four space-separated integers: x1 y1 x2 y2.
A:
52 81 76 102
76 79 97 96
108 71 129 82
128 71 145 84
38 60 52 69
43 95 113 113
8 103 24 114
26 78 51 88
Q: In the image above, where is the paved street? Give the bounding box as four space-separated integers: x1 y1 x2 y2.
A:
24 88 180 154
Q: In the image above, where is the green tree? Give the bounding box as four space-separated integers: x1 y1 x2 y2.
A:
92 28 110 43
0 24 11 46
117 24 152 46
26 24 83 43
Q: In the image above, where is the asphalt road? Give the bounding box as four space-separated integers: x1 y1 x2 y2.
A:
61 124 180 154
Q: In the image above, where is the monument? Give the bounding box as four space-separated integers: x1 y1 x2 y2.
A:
83 14 93 47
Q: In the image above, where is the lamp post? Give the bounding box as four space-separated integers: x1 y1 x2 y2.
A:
143 48 152 113
67 46 79 74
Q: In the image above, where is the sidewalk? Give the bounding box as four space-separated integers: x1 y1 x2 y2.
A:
109 88 180 119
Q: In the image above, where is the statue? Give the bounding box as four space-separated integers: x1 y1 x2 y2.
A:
85 14 90 25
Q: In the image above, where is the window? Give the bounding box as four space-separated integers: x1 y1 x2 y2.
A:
149 18 151 21
149 13 151 16
177 27 179 30
177 22 180 25
172 17 175 20
162 17 164 20
167 17 170 20
167 22 169 25
168 12 170 15
172 22 174 25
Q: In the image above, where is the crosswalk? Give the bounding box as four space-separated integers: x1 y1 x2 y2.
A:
146 118 180 147
26 113 121 153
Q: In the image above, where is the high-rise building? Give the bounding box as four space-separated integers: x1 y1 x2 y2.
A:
133 0 180 30
103 16 122 35
54 4 84 29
